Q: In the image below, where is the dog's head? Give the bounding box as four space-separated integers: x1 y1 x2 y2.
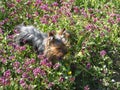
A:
44 30 70 60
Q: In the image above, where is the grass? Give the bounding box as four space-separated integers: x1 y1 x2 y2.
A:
0 0 120 90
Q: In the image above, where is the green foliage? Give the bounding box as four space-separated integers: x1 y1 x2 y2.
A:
0 0 120 90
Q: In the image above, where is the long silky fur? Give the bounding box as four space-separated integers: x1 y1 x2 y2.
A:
14 24 47 54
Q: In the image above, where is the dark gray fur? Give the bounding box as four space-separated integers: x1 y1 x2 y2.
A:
14 24 47 54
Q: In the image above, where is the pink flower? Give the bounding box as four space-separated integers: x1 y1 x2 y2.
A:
35 0 42 6
85 24 94 30
33 67 41 77
80 8 88 17
34 11 39 16
48 82 54 89
51 15 58 23
19 46 26 51
93 17 98 23
9 56 15 60
16 0 21 3
73 6 79 13
3 70 11 78
22 73 28 78
26 0 32 5
13 61 20 69
19 78 25 84
40 58 52 67
40 4 49 11
7 3 15 8
84 85 90 90
33 67 46 77
40 16 48 24
0 8 5 13
116 17 120 23
26 13 32 19
53 63 61 70
30 58 35 64
108 18 115 24
52 2 58 7
1 58 7 64
86 62 91 69
19 78 27 87
100 50 106 57
0 77 10 86
16 69 23 74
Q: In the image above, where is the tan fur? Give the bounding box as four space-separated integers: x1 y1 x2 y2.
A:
44 30 69 61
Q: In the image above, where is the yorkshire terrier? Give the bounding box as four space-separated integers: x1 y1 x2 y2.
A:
14 23 70 60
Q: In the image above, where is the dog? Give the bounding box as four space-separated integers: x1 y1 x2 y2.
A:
14 24 70 60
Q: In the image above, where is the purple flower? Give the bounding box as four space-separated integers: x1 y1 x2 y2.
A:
73 6 79 13
52 2 58 7
80 8 88 17
40 16 48 24
110 13 116 17
34 11 39 16
51 15 58 23
16 0 21 3
38 54 45 59
16 69 23 74
24 60 31 66
7 35 14 40
108 18 115 24
40 59 47 65
93 17 98 23
33 67 41 77
59 76 64 82
13 61 20 69
35 0 42 6
85 24 94 31
19 78 27 87
116 17 120 23
1 58 7 64
48 82 54 89
65 11 72 17
7 3 15 8
10 10 17 16
19 46 26 51
84 85 90 90
30 58 35 64
26 67 33 72
19 78 25 84
26 0 32 5
9 55 15 60
26 13 32 19
3 70 11 78
40 58 52 67
100 50 106 57
0 77 10 86
53 63 61 70
22 73 28 78
40 4 49 11
86 62 91 69
0 8 5 13
33 67 46 77
100 32 105 37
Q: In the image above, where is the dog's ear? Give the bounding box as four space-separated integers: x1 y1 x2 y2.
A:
48 31 56 37
57 28 65 35
48 31 56 41
58 28 70 38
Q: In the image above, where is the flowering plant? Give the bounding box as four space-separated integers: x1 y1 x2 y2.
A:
0 0 120 90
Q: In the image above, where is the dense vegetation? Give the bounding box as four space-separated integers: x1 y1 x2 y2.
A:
0 0 120 90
